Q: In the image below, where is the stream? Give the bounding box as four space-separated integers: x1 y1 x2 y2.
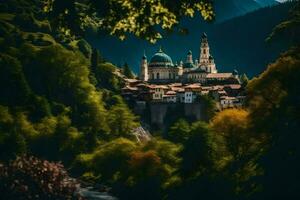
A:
78 186 118 200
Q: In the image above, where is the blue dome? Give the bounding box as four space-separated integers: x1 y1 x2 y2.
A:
149 48 174 67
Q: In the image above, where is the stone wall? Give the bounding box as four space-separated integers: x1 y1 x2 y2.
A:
149 102 206 128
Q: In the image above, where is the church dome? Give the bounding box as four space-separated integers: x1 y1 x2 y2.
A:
149 48 174 67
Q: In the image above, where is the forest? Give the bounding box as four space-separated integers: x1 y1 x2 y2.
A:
0 0 299 199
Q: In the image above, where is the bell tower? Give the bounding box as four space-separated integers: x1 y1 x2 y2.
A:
139 52 148 81
199 33 210 67
199 33 217 73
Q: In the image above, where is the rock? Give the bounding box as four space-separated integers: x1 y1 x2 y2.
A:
78 187 118 200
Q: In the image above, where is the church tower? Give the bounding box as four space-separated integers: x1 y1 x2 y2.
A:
199 33 217 73
139 53 148 81
199 33 210 66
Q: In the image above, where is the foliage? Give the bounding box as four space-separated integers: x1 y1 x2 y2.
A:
168 119 191 143
74 137 181 199
211 109 251 162
247 47 300 198
240 73 249 87
0 105 85 164
0 53 31 106
94 62 123 91
267 1 300 44
167 109 263 199
167 119 236 200
0 7 138 164
107 96 140 138
210 109 263 196
0 106 27 162
197 94 217 120
42 0 214 43
0 155 82 200
28 44 109 134
180 121 214 178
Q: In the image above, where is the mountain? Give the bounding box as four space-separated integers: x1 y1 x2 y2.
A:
254 0 279 7
86 2 294 77
214 0 261 22
208 2 293 76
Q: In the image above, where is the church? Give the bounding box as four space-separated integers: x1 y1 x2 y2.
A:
139 33 238 84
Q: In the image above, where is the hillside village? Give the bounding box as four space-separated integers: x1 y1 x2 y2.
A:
121 33 246 110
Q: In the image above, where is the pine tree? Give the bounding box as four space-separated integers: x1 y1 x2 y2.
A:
90 48 100 86
123 62 134 78
240 73 249 87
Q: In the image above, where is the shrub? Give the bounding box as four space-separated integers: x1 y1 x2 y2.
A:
0 156 82 200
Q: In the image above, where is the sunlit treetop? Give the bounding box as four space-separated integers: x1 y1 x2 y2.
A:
42 0 214 43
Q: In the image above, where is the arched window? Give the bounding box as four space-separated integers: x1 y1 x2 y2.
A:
169 73 171 79
203 49 206 54
152 73 155 79
157 73 160 79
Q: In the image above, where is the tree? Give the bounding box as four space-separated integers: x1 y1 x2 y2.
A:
123 63 134 79
29 45 109 134
41 0 215 43
74 137 181 199
0 106 27 162
210 109 262 197
245 2 300 198
0 54 31 106
107 96 140 138
95 62 122 91
180 121 214 177
197 94 216 121
169 120 236 200
168 119 191 143
91 48 105 71
240 73 249 87
247 47 300 199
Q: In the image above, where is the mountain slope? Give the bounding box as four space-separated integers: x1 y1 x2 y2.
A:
214 0 261 21
254 0 279 7
208 2 293 76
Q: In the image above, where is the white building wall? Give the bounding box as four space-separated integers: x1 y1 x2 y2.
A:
152 88 164 100
148 67 179 81
184 91 193 103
